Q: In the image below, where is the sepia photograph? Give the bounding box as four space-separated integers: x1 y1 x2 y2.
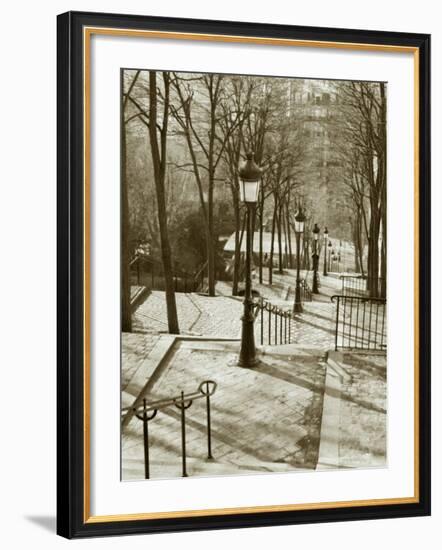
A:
120 69 387 481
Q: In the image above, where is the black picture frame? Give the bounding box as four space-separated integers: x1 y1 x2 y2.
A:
57 10 431 539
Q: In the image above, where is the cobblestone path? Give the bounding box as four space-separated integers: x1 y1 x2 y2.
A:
122 341 326 480
218 274 342 350
217 269 308 303
133 291 243 338
338 353 387 468
133 287 336 350
252 300 336 350
290 302 336 349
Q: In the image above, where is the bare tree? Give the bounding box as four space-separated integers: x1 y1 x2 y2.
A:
121 70 140 332
125 71 180 333
170 73 242 296
217 76 256 294
335 81 387 297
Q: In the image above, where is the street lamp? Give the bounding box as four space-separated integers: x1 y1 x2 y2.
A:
328 241 333 272
238 152 262 368
293 207 306 314
323 227 329 276
312 223 320 294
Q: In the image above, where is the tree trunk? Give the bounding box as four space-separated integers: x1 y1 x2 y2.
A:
286 202 293 268
350 215 363 275
352 223 360 273
268 197 278 285
357 221 364 276
207 171 216 296
379 82 387 300
303 237 310 271
148 71 179 334
380 196 387 299
367 208 380 298
259 190 264 283
380 225 386 299
232 197 241 296
121 112 132 332
282 204 288 269
277 203 283 274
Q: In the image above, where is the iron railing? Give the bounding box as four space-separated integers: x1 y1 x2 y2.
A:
192 260 208 293
130 380 217 479
331 295 387 351
340 275 386 299
130 254 207 294
300 278 313 302
253 298 292 346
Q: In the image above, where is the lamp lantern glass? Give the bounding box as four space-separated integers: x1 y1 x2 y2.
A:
239 153 262 204
294 208 306 234
313 223 320 241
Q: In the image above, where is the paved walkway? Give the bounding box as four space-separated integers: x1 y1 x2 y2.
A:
133 272 343 344
122 272 387 479
133 290 243 338
290 302 336 349
122 332 160 390
338 353 387 468
122 340 326 480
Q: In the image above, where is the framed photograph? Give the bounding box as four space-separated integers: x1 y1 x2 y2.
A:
57 11 431 538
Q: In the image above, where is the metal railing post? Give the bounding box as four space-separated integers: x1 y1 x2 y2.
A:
334 297 340 351
142 401 149 479
134 399 157 480
375 301 380 348
260 298 264 346
131 381 218 480
331 295 386 351
268 304 271 345
199 381 217 460
380 303 386 349
174 391 193 478
274 308 277 345
280 310 283 344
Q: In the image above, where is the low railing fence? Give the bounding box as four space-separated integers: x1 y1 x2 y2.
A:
130 254 207 294
192 260 208 293
300 278 313 302
340 275 386 299
130 380 217 479
331 295 387 351
253 298 292 346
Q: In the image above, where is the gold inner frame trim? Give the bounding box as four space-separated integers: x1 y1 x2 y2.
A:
83 26 420 524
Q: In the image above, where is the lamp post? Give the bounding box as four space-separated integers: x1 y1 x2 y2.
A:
238 152 262 368
312 223 320 294
293 207 306 314
323 227 329 276
328 241 333 272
